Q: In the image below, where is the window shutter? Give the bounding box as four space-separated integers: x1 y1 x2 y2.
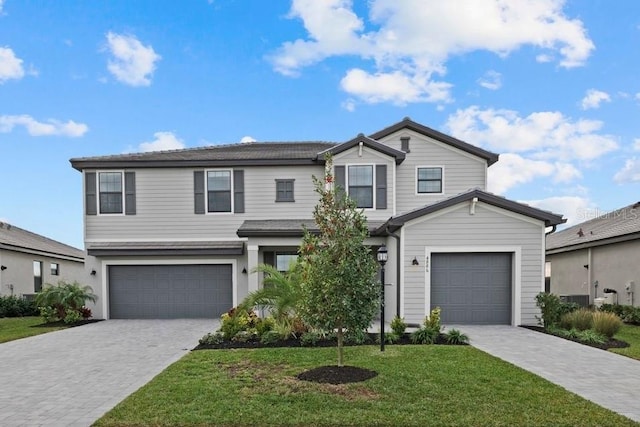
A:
85 172 97 216
263 251 275 267
194 171 205 214
233 170 245 213
376 164 387 210
124 172 136 215
334 165 345 194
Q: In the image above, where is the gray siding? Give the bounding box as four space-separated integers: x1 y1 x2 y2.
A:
85 165 324 241
402 203 544 325
547 250 590 299
377 130 487 214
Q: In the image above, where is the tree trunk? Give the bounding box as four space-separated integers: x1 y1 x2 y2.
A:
336 325 344 367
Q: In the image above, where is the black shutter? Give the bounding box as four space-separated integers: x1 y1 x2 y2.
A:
334 165 345 194
233 170 245 213
85 172 97 216
263 251 275 267
194 171 205 214
124 172 136 215
376 164 387 210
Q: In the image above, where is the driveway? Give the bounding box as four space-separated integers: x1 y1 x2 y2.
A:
0 319 219 427
455 325 640 423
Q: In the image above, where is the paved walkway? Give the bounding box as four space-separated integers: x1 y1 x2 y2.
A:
455 325 640 423
0 319 219 427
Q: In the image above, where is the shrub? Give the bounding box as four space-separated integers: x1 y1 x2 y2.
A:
255 316 275 337
0 295 38 317
559 308 593 331
219 307 258 339
39 306 57 324
535 292 579 329
390 315 407 336
344 328 370 345
272 321 295 340
300 330 326 347
63 309 82 324
444 329 469 345
592 311 622 338
424 307 442 332
411 327 439 344
576 329 606 345
601 304 640 325
35 281 97 323
260 330 282 345
199 332 224 346
231 330 255 343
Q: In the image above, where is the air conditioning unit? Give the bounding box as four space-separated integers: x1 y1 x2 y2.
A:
559 294 590 307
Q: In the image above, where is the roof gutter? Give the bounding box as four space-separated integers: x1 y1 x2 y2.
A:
545 225 557 236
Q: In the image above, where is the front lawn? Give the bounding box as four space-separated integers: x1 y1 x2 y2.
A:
96 346 635 427
0 316 69 343
611 324 640 360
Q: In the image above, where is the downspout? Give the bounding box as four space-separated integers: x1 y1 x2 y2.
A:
545 224 557 236
385 225 402 317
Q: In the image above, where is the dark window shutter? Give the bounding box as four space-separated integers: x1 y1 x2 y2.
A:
376 164 387 210
233 170 245 213
85 172 97 216
194 171 205 214
124 172 136 215
263 251 275 267
334 165 345 194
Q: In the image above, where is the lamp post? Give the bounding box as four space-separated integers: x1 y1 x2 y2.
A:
377 245 388 352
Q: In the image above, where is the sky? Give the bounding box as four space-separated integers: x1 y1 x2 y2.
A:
1 0 640 249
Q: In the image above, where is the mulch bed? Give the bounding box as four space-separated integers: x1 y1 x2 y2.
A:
520 325 629 350
297 365 378 384
31 319 104 328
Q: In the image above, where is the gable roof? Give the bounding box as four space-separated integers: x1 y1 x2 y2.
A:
237 219 388 237
379 189 565 233
0 222 84 261
546 201 640 254
70 141 337 170
369 117 500 166
319 134 406 164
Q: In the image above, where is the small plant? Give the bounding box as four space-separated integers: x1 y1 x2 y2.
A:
411 327 438 344
260 330 282 345
390 315 407 336
35 281 97 324
300 330 325 347
255 316 275 337
444 329 469 345
219 307 258 339
575 329 606 345
592 311 622 338
424 307 442 332
79 306 92 319
560 308 593 331
39 306 57 324
535 292 579 329
271 321 295 340
376 331 400 344
199 332 224 346
63 310 82 324
231 330 255 343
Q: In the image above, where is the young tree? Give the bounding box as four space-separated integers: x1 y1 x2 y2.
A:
298 155 380 367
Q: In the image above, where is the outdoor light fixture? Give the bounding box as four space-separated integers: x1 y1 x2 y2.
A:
90 269 97 276
0 265 6 271
242 267 247 274
377 245 388 352
412 256 419 266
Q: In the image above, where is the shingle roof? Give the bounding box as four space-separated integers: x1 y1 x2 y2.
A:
70 142 337 170
0 222 84 261
237 219 388 237
546 201 640 253
320 134 406 164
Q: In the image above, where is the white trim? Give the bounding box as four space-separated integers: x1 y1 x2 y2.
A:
97 170 125 216
86 237 247 243
399 227 406 318
101 258 238 319
415 165 445 196
333 145 394 162
424 246 522 326
392 160 397 216
205 168 234 215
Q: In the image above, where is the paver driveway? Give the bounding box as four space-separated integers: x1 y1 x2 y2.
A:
0 319 219 427
456 325 640 423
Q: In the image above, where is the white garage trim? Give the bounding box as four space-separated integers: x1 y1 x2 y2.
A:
424 246 521 326
100 258 237 320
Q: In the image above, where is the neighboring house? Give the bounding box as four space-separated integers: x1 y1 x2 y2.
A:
0 222 85 298
546 202 639 307
70 118 564 325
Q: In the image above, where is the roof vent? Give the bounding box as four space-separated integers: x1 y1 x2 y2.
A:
577 228 584 237
400 136 410 153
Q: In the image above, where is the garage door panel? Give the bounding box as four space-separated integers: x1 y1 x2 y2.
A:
109 264 232 319
431 253 512 325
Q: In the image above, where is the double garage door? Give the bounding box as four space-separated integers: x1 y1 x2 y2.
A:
108 264 232 319
431 253 512 325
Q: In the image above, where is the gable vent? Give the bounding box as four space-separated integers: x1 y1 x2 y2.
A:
400 136 410 153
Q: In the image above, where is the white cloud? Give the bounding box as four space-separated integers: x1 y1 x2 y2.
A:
0 114 88 137
138 131 185 152
488 153 554 193
341 98 356 112
614 158 640 183
524 196 593 227
633 138 640 151
580 89 611 110
269 0 593 105
240 136 256 143
105 32 161 87
477 70 502 90
536 53 553 63
0 47 25 83
0 0 4 13
445 106 618 162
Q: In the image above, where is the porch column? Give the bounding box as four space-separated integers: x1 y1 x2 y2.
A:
247 245 259 294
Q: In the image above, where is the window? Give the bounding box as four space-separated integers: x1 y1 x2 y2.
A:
275 179 295 202
348 165 373 208
417 167 443 194
276 253 298 272
99 172 123 214
207 170 232 212
33 261 42 292
50 263 59 276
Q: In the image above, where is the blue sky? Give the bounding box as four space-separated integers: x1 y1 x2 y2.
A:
1 0 639 249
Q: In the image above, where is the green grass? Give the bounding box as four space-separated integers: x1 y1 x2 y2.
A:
611 324 640 360
0 316 69 343
96 345 636 427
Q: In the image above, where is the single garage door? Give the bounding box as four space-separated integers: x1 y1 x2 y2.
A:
431 253 512 325
108 264 233 319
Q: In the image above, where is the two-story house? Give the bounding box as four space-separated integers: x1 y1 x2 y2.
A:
70 118 564 325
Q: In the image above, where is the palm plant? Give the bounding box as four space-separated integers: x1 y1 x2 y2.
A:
35 281 97 321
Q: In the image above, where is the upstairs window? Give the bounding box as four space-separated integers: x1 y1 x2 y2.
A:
275 179 295 202
99 172 123 214
348 165 373 208
207 170 232 212
50 263 60 276
417 167 443 194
